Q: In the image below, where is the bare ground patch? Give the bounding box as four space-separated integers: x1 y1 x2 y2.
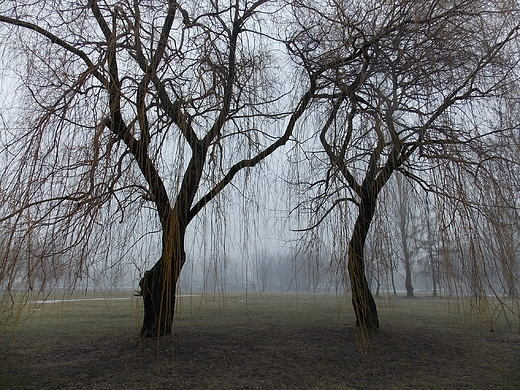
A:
1 293 519 389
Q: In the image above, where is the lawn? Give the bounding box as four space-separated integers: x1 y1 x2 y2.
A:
1 291 519 389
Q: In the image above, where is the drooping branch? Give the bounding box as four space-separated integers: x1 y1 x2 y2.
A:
0 15 105 86
187 80 317 222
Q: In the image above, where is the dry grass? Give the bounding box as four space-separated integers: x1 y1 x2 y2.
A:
1 291 519 389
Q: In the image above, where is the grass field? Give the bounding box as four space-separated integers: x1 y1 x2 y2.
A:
1 291 519 389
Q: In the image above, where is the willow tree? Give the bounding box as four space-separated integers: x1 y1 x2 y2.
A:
0 0 318 336
288 0 520 328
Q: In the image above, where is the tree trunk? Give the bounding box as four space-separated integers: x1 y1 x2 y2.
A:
397 174 415 297
348 243 379 328
390 266 398 296
404 258 414 297
425 193 438 297
348 193 379 329
401 219 415 297
139 227 185 337
430 247 438 297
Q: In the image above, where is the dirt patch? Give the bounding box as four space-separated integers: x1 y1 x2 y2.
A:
1 294 519 389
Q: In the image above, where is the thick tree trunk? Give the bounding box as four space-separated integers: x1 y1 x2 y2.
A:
139 228 185 337
348 242 380 329
348 192 379 329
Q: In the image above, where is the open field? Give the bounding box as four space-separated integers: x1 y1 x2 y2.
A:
1 291 519 389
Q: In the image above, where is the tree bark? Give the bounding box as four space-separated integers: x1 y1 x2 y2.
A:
348 244 379 328
404 258 414 297
348 192 379 329
139 226 185 337
397 174 415 297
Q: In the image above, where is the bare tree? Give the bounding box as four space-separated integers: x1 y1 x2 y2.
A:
288 0 520 328
395 174 417 297
0 1 318 336
252 251 273 292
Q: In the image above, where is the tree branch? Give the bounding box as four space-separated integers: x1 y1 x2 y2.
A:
187 81 317 223
0 15 106 86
